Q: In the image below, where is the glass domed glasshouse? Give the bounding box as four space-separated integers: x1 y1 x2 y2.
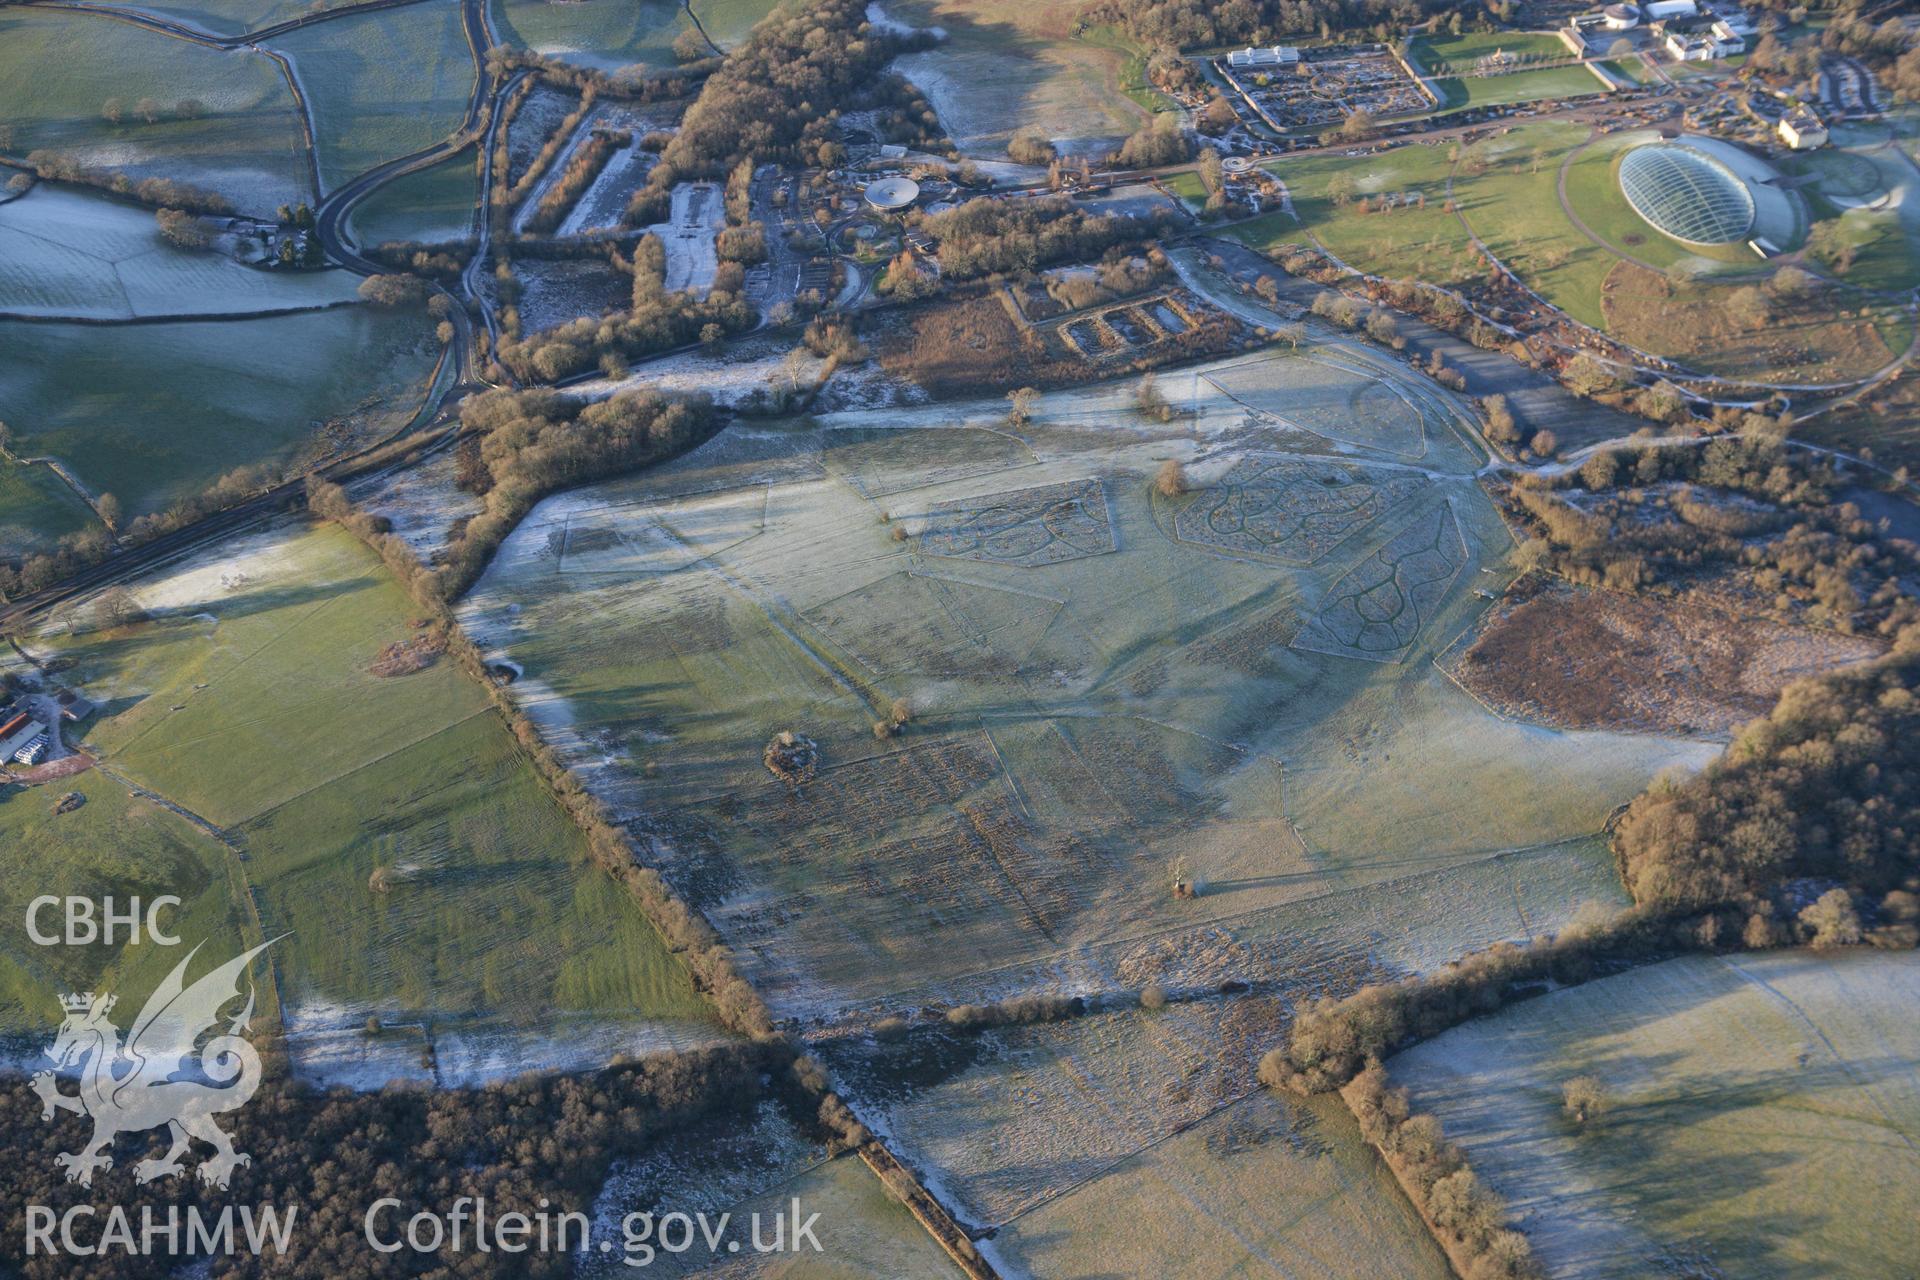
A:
1618 142 1756 246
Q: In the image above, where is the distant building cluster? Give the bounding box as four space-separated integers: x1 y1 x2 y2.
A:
1565 1 1752 61
0 689 94 767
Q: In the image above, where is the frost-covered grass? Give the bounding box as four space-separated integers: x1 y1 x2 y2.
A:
0 305 439 522
996 1090 1451 1279
80 0 367 38
344 149 480 249
0 457 99 558
491 0 696 72
0 7 311 211
588 1151 963 1278
688 0 783 50
1392 950 1920 1279
270 0 478 193
458 354 1693 1018
0 186 363 319
889 0 1151 155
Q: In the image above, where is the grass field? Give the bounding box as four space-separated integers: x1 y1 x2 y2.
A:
1409 31 1603 108
1166 168 1208 212
1795 140 1920 293
345 148 480 248
492 0 698 72
26 522 711 1044
461 351 1700 1017
1239 122 1895 381
82 0 368 37
1393 950 1920 1278
270 0 478 193
0 305 439 523
0 185 363 320
1234 141 1475 286
0 7 311 212
48 524 489 825
889 0 1154 156
0 459 99 557
240 712 712 1021
687 0 783 50
0 780 248 1038
1237 123 1616 326
995 1090 1451 1279
1461 122 1632 330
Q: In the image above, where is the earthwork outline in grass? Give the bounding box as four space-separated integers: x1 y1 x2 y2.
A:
1167 454 1428 567
918 477 1117 567
554 484 770 575
1293 501 1468 664
1202 351 1431 461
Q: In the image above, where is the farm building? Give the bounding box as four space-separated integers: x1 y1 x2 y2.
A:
0 711 48 763
55 690 96 722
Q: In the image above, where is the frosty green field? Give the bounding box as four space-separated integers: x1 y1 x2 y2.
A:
270 0 479 192
1392 950 1920 1278
0 6 312 211
0 186 363 320
0 304 440 529
460 351 1703 1018
22 522 716 1078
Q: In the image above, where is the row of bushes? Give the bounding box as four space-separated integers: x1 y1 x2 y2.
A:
17 149 232 214
1500 437 1920 638
452 387 717 595
1342 1063 1541 1280
521 127 629 235
505 87 598 208
483 45 711 103
0 460 289 601
1263 874 1918 1098
497 232 756 382
922 196 1175 282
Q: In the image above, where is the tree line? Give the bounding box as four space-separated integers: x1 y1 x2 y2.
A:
622 0 926 226
1501 437 1920 638
921 195 1177 282
494 230 756 383
0 1041 855 1278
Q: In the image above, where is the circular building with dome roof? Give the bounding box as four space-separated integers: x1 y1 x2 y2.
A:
864 176 921 213
1617 141 1756 247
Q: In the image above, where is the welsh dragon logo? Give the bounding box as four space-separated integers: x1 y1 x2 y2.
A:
30 939 277 1190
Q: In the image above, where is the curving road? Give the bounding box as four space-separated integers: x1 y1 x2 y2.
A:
311 0 500 386
20 0 443 50
0 0 504 625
